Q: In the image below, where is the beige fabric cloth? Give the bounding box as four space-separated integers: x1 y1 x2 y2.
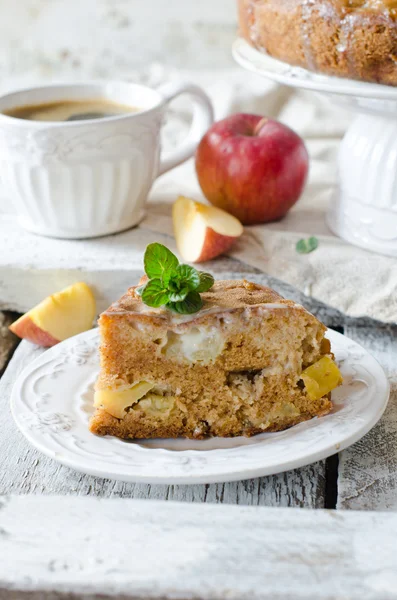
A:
142 68 397 324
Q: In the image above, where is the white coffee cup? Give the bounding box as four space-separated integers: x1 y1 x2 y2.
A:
0 81 214 239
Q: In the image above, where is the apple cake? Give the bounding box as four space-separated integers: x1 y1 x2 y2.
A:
238 0 397 86
90 279 342 440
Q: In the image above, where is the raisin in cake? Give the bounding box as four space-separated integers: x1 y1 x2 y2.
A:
90 280 342 439
239 0 397 86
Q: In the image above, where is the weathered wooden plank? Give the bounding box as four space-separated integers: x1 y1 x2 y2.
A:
0 339 325 507
0 312 19 375
1 495 397 600
338 325 397 511
128 464 326 507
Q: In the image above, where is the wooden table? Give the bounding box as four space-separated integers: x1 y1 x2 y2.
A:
1 258 396 599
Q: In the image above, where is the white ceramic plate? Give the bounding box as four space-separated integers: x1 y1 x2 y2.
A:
232 37 397 101
11 328 389 484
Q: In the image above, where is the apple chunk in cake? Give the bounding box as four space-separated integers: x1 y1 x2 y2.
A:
90 280 342 439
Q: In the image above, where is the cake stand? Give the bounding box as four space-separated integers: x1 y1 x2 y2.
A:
233 38 397 258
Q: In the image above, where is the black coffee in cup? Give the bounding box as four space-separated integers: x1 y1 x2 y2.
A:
3 99 140 122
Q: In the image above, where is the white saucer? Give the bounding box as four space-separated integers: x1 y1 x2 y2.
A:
11 328 389 484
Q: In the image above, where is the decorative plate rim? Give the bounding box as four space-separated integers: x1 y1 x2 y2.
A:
10 328 390 484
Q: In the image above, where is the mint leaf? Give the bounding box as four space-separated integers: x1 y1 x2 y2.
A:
135 284 145 296
296 237 319 254
141 279 170 308
144 243 179 282
176 264 200 290
196 272 215 293
168 286 190 303
168 291 203 314
140 243 215 315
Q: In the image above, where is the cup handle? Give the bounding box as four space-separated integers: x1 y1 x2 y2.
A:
157 82 214 176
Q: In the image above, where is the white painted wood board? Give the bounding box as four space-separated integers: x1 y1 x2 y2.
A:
337 324 397 511
1 495 397 600
0 215 158 313
0 216 255 313
0 212 350 322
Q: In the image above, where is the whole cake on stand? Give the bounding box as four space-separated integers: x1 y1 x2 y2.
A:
236 0 397 257
238 0 397 86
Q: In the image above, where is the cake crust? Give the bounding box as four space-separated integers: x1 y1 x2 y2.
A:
238 0 397 86
105 279 291 319
90 280 339 440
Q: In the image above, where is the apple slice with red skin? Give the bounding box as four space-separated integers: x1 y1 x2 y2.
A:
9 282 96 347
173 196 243 263
195 113 309 225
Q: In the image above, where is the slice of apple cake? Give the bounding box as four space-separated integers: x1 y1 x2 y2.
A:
90 249 342 439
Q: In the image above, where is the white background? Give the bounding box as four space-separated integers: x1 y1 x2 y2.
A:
0 0 237 91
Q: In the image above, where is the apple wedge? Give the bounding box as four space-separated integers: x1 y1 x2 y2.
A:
9 282 96 347
94 382 155 419
173 196 243 263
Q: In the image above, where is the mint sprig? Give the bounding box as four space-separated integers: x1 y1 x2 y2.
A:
138 243 214 314
296 236 319 254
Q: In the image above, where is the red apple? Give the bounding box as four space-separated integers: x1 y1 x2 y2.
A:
173 196 243 263
195 114 309 225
